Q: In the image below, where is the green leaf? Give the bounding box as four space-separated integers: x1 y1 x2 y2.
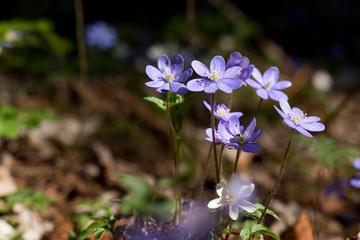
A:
254 204 280 221
93 229 106 240
240 227 251 240
144 96 166 111
251 224 280 240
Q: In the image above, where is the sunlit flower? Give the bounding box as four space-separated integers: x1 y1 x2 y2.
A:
208 174 257 220
86 21 118 50
145 54 192 95
203 98 243 121
247 66 292 101
274 98 325 137
218 116 262 153
187 55 242 93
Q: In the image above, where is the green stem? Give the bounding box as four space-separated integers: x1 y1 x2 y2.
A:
211 94 220 183
257 129 294 224
233 149 242 173
166 92 181 223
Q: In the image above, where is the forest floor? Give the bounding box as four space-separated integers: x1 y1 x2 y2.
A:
0 76 359 240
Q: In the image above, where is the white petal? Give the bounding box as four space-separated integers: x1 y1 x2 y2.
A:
207 198 222 209
239 201 257 213
229 205 240 220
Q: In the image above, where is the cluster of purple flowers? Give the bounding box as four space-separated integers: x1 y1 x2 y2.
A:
145 52 326 220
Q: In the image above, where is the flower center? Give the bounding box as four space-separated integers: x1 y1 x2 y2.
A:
164 73 174 82
224 190 233 203
217 106 230 116
163 66 175 83
207 67 223 81
264 81 273 90
290 108 306 124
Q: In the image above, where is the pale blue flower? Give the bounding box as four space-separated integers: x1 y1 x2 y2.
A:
208 174 257 220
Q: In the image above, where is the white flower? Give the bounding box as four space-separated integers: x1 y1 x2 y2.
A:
207 174 257 220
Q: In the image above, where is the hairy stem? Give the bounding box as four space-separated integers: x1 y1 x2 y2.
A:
233 149 242 173
211 94 220 183
257 129 294 224
197 144 212 199
166 92 181 223
253 98 263 118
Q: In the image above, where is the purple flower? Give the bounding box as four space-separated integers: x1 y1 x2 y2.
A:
86 21 118 50
203 99 243 121
247 67 292 101
350 158 360 189
187 55 242 93
226 52 254 82
353 157 360 171
218 117 262 153
274 98 325 137
205 120 230 144
208 174 257 220
145 54 193 95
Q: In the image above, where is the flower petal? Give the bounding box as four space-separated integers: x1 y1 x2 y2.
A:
263 66 279 84
247 128 262 142
353 158 360 171
272 80 292 90
171 54 184 76
207 198 222 209
251 67 264 85
223 66 241 78
279 98 292 115
226 52 242 69
228 116 241 136
350 175 360 189
256 89 269 100
268 90 288 101
156 83 170 93
239 201 257 213
146 65 163 81
145 80 164 88
178 68 193 82
219 78 243 90
170 82 187 95
229 205 240 220
247 79 262 89
239 64 253 81
187 78 209 92
217 81 233 93
204 82 219 93
210 55 226 72
158 54 170 72
302 116 321 123
244 118 256 138
274 105 288 119
242 143 260 153
301 122 325 132
191 60 210 77
283 118 296 128
295 126 313 137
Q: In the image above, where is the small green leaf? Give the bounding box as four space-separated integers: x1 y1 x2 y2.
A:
254 204 280 220
144 96 166 111
251 224 280 240
240 227 251 240
93 229 106 240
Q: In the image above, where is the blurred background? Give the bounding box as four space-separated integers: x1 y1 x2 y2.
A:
0 0 360 239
